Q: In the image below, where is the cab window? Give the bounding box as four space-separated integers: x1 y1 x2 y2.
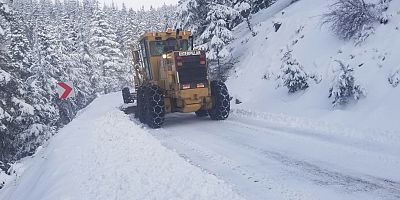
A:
149 41 165 56
149 39 189 56
180 40 189 51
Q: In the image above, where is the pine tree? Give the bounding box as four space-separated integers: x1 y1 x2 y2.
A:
7 11 35 136
329 60 366 107
0 0 176 170
89 9 129 94
0 0 15 167
279 49 309 93
174 0 189 30
27 23 59 142
199 1 239 80
176 0 210 35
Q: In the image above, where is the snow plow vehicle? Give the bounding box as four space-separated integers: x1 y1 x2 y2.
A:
122 29 230 128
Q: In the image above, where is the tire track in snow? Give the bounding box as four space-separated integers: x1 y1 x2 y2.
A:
133 113 400 200
151 127 309 200
220 119 400 200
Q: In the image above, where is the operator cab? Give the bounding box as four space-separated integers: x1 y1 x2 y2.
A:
134 29 195 81
149 38 192 56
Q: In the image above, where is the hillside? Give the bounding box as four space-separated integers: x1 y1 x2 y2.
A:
227 0 400 132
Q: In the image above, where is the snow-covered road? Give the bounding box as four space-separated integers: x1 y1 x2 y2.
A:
143 111 400 200
1 93 400 200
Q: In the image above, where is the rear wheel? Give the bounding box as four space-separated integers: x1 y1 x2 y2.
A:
195 110 208 117
144 85 165 129
122 87 132 103
208 81 230 120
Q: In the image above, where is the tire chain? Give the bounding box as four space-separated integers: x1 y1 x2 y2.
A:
136 86 146 122
145 85 165 128
209 81 230 120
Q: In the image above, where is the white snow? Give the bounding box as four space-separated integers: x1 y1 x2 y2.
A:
12 97 35 116
0 93 243 200
0 106 10 121
148 110 400 200
0 70 11 84
226 0 400 131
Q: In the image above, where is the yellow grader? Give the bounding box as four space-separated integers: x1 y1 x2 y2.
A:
122 29 230 128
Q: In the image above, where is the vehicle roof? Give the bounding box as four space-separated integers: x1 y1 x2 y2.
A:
139 31 192 42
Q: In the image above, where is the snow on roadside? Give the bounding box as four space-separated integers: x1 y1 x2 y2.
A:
227 0 400 131
231 108 400 156
0 93 243 200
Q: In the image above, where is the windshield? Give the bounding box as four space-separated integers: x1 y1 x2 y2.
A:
149 39 190 56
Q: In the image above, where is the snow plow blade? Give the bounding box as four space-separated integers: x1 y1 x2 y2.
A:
121 103 136 115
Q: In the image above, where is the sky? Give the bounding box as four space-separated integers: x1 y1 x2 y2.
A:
101 0 179 10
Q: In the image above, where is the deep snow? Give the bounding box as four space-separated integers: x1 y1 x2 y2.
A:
0 93 243 200
227 0 400 132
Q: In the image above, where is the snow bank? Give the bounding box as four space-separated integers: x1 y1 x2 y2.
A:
231 108 400 156
0 93 243 200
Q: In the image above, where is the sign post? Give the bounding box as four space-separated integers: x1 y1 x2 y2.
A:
57 82 75 100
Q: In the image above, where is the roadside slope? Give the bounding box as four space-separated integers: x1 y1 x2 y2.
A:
0 93 243 200
227 0 400 131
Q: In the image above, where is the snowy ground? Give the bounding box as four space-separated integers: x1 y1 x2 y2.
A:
0 93 243 200
227 0 400 131
146 111 400 200
1 92 399 200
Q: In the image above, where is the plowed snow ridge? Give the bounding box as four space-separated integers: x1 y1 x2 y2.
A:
0 93 243 200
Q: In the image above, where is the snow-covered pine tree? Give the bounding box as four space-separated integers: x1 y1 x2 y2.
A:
278 48 309 93
0 0 176 169
79 0 98 99
329 60 366 107
0 0 11 36
56 1 91 124
7 11 35 133
0 0 15 167
115 3 129 55
89 9 129 94
199 1 239 80
124 9 140 49
161 4 178 31
24 0 64 150
176 0 210 36
174 0 192 31
233 0 256 36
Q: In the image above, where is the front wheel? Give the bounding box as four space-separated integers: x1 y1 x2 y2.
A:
144 85 165 129
135 87 143 119
208 81 230 120
136 86 146 122
195 110 208 117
